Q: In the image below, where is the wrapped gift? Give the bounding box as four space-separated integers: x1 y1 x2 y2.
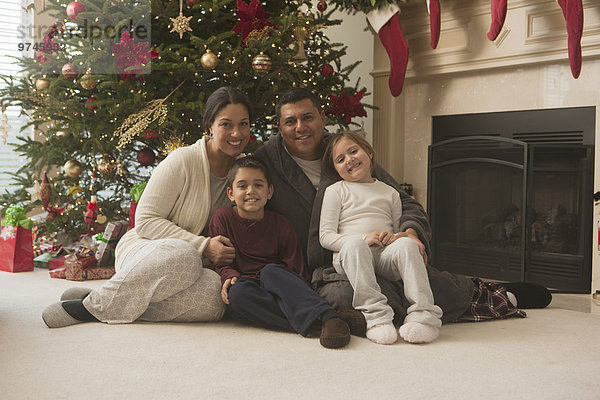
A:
84 266 116 280
96 220 128 266
49 266 66 279
48 255 68 271
0 205 34 273
34 252 59 269
65 254 97 281
128 182 147 230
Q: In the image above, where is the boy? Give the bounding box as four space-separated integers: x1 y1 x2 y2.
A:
208 156 351 349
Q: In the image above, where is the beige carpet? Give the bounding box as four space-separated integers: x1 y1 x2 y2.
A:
1 268 599 400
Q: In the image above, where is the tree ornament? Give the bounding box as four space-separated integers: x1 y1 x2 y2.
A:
292 26 308 61
61 62 79 79
25 180 42 203
0 105 11 145
66 1 86 21
200 49 218 70
321 63 334 77
56 130 68 137
111 32 157 80
40 172 51 209
97 153 114 174
317 1 328 12
86 96 97 110
186 0 197 6
170 0 193 39
143 128 160 140
137 148 156 166
252 52 272 74
233 0 279 45
326 89 368 125
84 195 98 228
63 159 83 178
80 69 96 90
35 78 51 90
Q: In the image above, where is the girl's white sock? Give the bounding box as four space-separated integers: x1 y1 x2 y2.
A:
399 322 439 344
366 322 397 345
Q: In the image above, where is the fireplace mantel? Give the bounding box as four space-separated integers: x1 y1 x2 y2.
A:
370 0 600 293
371 0 600 79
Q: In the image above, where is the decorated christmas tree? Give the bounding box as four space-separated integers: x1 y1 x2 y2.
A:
0 0 369 238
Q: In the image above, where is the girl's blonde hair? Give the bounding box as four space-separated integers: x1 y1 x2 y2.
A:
323 130 375 176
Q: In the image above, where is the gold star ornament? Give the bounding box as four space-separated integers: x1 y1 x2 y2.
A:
170 12 192 39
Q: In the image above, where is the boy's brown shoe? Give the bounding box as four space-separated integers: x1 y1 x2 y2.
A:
338 309 367 337
320 318 350 349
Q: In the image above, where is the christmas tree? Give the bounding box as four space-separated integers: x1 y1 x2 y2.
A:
0 0 369 238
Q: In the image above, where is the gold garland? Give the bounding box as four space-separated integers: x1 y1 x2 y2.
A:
114 81 185 149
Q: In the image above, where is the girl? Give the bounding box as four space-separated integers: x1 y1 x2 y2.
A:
319 130 443 345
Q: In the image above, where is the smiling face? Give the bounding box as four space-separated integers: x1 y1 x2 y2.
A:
278 98 326 161
227 167 274 221
208 103 251 158
331 136 374 183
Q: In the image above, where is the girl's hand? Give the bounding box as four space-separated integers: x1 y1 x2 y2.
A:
378 231 397 246
205 235 236 265
365 231 384 247
404 228 428 265
221 277 237 304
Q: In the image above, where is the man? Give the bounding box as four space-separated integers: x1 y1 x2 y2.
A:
254 88 551 325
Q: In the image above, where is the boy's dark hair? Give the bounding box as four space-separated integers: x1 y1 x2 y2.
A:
203 87 254 132
275 88 322 124
227 156 271 187
323 130 376 176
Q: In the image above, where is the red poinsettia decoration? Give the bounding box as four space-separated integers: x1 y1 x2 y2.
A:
36 23 60 63
326 89 368 125
110 32 159 80
232 0 279 45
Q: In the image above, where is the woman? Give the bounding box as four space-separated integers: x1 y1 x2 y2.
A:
42 87 253 328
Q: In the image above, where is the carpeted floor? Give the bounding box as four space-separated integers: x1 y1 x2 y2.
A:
1 268 599 400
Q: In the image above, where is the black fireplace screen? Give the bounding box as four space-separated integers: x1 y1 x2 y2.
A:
428 108 594 293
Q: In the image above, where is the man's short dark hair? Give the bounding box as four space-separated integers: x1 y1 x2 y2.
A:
227 156 271 187
275 88 322 124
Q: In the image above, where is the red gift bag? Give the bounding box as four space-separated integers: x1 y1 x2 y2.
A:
128 200 137 230
0 224 34 272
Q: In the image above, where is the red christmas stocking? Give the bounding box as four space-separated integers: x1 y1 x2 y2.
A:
487 0 507 41
379 15 409 97
427 0 441 49
367 4 409 97
557 0 583 78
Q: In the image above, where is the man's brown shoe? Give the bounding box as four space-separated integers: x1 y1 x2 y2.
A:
320 317 350 349
338 309 367 337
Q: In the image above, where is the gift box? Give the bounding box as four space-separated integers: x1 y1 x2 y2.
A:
0 205 34 273
65 254 97 281
84 266 116 280
96 220 128 266
49 266 66 279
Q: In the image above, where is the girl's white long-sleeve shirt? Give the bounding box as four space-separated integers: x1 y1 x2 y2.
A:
319 179 402 252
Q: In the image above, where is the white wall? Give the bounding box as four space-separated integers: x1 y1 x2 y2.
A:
325 7 374 142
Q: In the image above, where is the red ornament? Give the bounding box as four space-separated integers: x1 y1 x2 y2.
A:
321 63 334 77
326 89 368 125
84 195 99 227
61 62 79 79
137 148 156 166
317 1 327 12
143 128 159 140
66 1 86 21
86 96 97 110
186 0 197 5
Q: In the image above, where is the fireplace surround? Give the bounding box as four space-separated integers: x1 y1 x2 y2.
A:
428 107 594 292
370 0 600 294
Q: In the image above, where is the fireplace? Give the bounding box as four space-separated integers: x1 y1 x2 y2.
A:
427 107 595 293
